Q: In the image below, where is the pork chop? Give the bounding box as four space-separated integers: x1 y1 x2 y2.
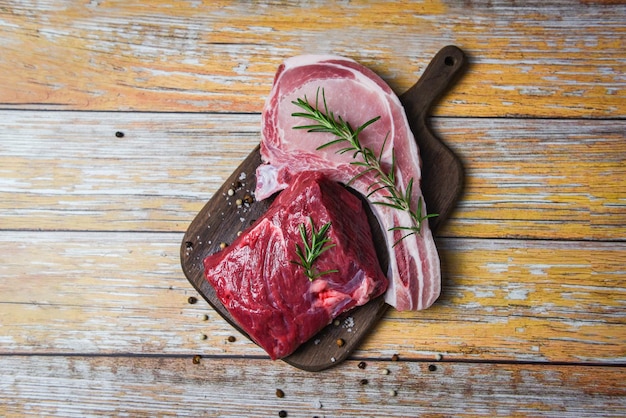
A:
255 55 441 311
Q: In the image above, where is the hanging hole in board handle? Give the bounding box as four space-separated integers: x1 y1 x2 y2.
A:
444 56 455 66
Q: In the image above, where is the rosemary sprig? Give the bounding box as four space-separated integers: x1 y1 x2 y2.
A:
291 87 437 244
291 217 338 281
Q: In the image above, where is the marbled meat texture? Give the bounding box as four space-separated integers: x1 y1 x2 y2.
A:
203 171 387 360
255 54 441 311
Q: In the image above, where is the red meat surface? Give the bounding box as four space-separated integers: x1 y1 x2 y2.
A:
203 171 387 360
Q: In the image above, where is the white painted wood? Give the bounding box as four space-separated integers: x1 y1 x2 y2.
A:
1 111 624 240
0 231 623 364
1 356 624 417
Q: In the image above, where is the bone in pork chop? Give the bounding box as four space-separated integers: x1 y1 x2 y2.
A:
256 55 441 311
203 171 387 360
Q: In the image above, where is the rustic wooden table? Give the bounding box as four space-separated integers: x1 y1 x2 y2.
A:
1 1 624 416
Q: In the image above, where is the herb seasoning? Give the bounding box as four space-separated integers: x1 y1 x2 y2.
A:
291 88 438 244
291 217 337 281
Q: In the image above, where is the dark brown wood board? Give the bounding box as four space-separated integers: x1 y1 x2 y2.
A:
180 45 467 371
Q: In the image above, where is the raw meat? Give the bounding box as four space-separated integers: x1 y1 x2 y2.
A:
256 55 440 311
203 171 387 360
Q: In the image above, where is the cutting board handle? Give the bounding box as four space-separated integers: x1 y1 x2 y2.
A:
401 45 467 122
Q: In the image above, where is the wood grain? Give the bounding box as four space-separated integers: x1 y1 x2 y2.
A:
1 356 624 417
0 1 624 117
1 111 623 240
1 231 623 364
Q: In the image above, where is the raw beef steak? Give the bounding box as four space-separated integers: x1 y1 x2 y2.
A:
203 171 387 360
255 55 441 311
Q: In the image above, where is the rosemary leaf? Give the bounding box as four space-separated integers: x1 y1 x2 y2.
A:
291 87 438 242
291 217 338 281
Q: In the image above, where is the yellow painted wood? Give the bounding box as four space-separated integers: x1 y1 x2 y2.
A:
1 356 624 417
431 118 626 240
0 1 624 117
1 231 623 364
1 112 624 240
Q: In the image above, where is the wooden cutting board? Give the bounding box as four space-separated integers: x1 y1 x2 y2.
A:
180 45 467 371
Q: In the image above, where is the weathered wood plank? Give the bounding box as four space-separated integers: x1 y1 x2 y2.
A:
0 111 259 232
1 355 624 417
0 1 624 117
1 231 623 364
1 111 624 240
434 117 626 240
